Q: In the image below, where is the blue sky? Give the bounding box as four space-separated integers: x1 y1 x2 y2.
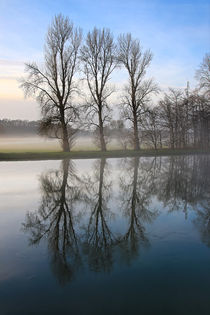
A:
0 0 209 119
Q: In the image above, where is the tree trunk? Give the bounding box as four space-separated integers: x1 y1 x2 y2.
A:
60 108 70 152
159 131 162 148
170 128 175 149
133 113 140 150
99 110 106 151
154 139 157 150
61 122 70 152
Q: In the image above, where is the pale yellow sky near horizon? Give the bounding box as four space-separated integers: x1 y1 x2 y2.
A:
0 59 196 121
0 78 40 120
0 59 40 120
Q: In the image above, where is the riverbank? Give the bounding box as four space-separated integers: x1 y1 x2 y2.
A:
0 148 210 161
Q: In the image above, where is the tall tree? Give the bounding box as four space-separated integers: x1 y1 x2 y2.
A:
80 28 116 151
20 14 82 152
117 33 158 150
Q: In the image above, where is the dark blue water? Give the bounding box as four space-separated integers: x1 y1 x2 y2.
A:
0 155 210 314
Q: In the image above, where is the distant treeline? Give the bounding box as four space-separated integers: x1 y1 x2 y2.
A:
0 119 128 138
0 119 40 136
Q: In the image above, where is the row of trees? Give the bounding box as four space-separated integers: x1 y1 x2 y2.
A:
20 14 210 152
140 86 210 149
0 119 39 135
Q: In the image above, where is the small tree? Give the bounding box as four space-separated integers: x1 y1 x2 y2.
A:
20 14 82 152
195 53 210 97
190 92 210 148
117 33 158 150
80 28 117 151
140 107 162 150
159 88 189 149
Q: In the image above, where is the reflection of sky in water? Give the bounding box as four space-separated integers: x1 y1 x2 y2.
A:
0 156 210 315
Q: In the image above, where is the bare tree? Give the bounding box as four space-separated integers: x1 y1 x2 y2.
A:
117 33 158 150
140 107 162 150
190 91 210 148
20 14 82 152
159 88 191 149
195 53 210 97
80 28 117 151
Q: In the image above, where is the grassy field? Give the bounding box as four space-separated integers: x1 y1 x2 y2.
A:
0 147 210 161
0 136 209 161
0 136 123 153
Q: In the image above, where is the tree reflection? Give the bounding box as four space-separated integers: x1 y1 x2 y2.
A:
118 157 159 262
23 159 85 284
82 158 116 272
194 201 210 247
157 155 210 246
156 156 198 218
22 154 210 285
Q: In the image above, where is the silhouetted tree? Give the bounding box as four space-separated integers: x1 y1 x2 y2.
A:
20 15 82 152
190 92 210 148
195 53 210 97
81 28 117 151
117 33 158 150
140 106 162 149
159 88 192 148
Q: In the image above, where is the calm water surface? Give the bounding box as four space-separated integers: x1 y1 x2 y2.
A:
0 155 210 315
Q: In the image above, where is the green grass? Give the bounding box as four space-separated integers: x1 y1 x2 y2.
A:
0 147 210 161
